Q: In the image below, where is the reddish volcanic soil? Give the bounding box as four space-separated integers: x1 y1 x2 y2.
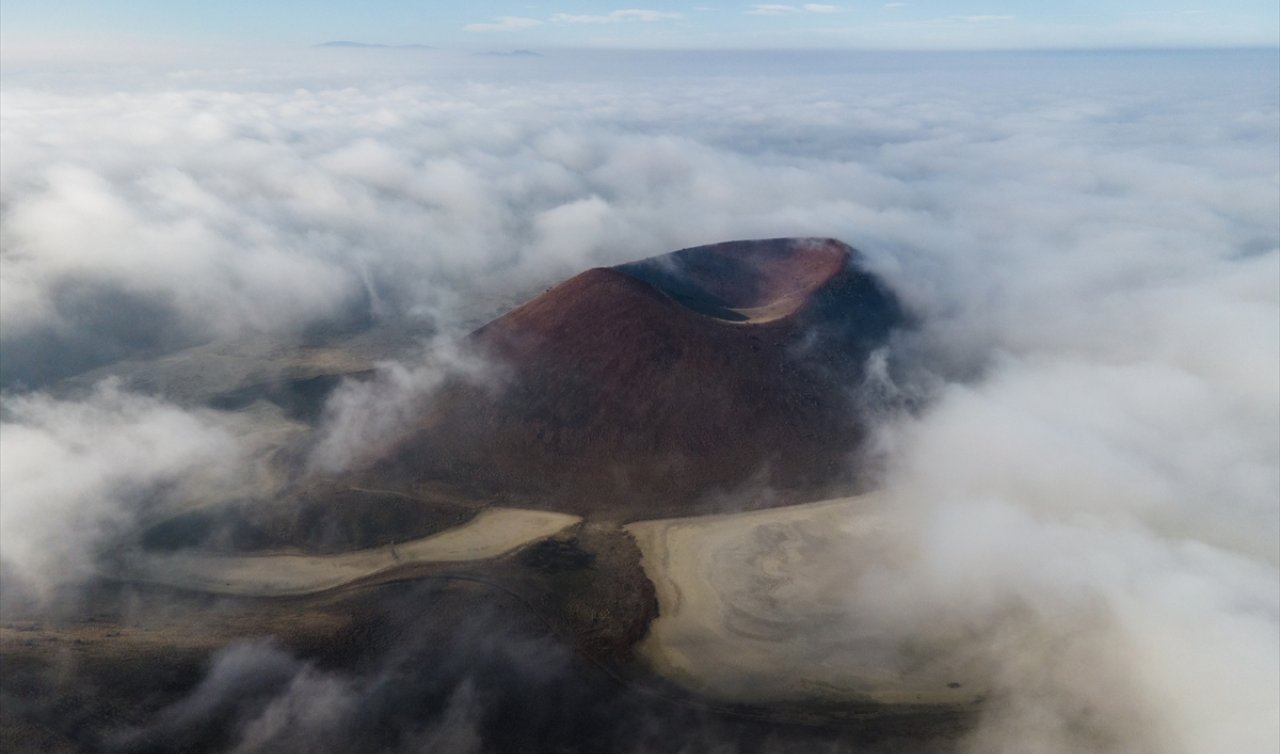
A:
368 238 906 515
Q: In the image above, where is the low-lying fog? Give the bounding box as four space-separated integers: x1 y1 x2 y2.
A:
2 47 1277 753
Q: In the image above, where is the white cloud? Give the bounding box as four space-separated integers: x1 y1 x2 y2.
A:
309 336 495 474
0 381 253 601
852 343 1280 752
551 9 683 23
803 3 840 12
463 16 543 32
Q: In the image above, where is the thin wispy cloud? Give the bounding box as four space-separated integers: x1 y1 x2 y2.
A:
552 9 683 24
951 14 1015 22
463 16 543 32
747 4 841 15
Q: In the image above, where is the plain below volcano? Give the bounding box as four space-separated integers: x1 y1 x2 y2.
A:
366 238 907 516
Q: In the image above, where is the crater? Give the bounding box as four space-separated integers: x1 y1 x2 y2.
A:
614 237 850 322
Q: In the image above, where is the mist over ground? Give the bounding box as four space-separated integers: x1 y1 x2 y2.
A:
1 47 1277 752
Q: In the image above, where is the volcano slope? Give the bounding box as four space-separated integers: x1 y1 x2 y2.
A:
2 239 964 753
366 238 907 515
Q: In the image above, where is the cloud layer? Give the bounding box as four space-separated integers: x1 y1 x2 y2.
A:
0 48 1276 752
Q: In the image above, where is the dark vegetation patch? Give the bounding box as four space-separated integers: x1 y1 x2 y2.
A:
206 373 362 424
512 524 657 663
518 537 595 573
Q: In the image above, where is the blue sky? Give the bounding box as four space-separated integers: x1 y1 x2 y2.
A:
1 1 1277 52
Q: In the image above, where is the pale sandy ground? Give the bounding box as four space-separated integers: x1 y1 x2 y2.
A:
125 507 581 596
728 288 814 323
627 493 984 707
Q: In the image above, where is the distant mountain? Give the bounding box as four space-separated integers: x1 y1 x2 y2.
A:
315 41 432 49
478 49 543 57
365 238 908 514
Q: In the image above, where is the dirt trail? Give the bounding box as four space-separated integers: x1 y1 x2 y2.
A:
125 507 581 596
